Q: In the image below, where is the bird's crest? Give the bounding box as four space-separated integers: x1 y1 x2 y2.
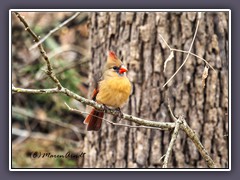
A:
108 51 117 60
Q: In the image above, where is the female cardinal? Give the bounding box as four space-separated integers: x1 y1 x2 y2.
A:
84 51 132 131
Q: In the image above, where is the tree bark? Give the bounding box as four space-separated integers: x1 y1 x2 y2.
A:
82 12 229 168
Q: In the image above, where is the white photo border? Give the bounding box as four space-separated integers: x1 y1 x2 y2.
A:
9 9 231 171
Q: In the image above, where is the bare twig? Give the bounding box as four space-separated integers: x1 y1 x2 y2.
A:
33 57 89 86
168 104 178 121
171 48 215 72
29 12 85 50
14 12 62 89
12 86 175 130
13 119 33 147
12 133 30 148
160 13 215 88
180 120 216 168
159 33 171 50
48 44 90 59
163 12 201 88
65 103 166 131
53 57 90 75
13 87 61 94
159 34 215 72
167 104 216 168
12 128 80 147
12 106 84 140
162 118 182 168
159 154 166 162
20 57 89 89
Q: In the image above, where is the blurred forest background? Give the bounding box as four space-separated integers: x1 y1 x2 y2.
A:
11 11 229 168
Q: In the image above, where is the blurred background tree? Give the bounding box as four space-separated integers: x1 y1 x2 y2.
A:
12 12 90 168
12 11 229 168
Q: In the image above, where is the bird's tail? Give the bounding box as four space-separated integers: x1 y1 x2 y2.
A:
84 108 104 131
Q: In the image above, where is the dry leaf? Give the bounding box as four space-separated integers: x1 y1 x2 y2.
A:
202 65 209 88
163 51 174 73
35 108 47 121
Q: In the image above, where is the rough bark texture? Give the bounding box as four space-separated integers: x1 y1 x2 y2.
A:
82 12 229 168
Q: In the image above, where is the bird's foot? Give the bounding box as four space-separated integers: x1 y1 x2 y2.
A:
103 104 111 112
103 105 123 121
115 107 124 119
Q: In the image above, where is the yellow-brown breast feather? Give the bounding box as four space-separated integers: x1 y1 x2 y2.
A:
96 76 131 108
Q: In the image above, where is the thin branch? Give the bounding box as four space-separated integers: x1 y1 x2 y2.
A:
20 57 89 89
159 13 215 88
159 34 215 72
159 33 171 50
162 118 182 168
65 103 166 131
48 44 90 59
12 132 30 149
180 120 216 168
12 86 175 130
53 57 90 75
12 128 80 147
167 104 216 168
29 12 84 50
163 12 201 88
14 12 62 89
159 154 166 162
32 57 89 87
12 87 61 94
12 106 85 140
171 48 215 72
168 104 178 121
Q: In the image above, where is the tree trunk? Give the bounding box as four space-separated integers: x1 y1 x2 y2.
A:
82 12 229 168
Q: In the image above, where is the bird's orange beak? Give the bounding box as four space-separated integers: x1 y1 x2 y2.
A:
119 65 128 74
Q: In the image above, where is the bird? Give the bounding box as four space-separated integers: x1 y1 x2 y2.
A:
83 51 132 131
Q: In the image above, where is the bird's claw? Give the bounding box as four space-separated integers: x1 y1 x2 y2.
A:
103 105 123 120
103 104 111 112
115 107 124 119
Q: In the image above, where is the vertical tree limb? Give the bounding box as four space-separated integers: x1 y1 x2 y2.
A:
162 118 182 168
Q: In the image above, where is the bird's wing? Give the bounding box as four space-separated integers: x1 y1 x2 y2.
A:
91 85 99 101
91 70 102 101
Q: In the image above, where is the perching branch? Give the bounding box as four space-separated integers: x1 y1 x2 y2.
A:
12 86 215 167
12 12 216 168
65 103 166 131
12 86 175 130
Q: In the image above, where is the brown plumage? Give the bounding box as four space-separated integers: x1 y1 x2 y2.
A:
84 51 132 131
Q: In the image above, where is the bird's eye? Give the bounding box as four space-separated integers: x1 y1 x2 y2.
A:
113 66 118 70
